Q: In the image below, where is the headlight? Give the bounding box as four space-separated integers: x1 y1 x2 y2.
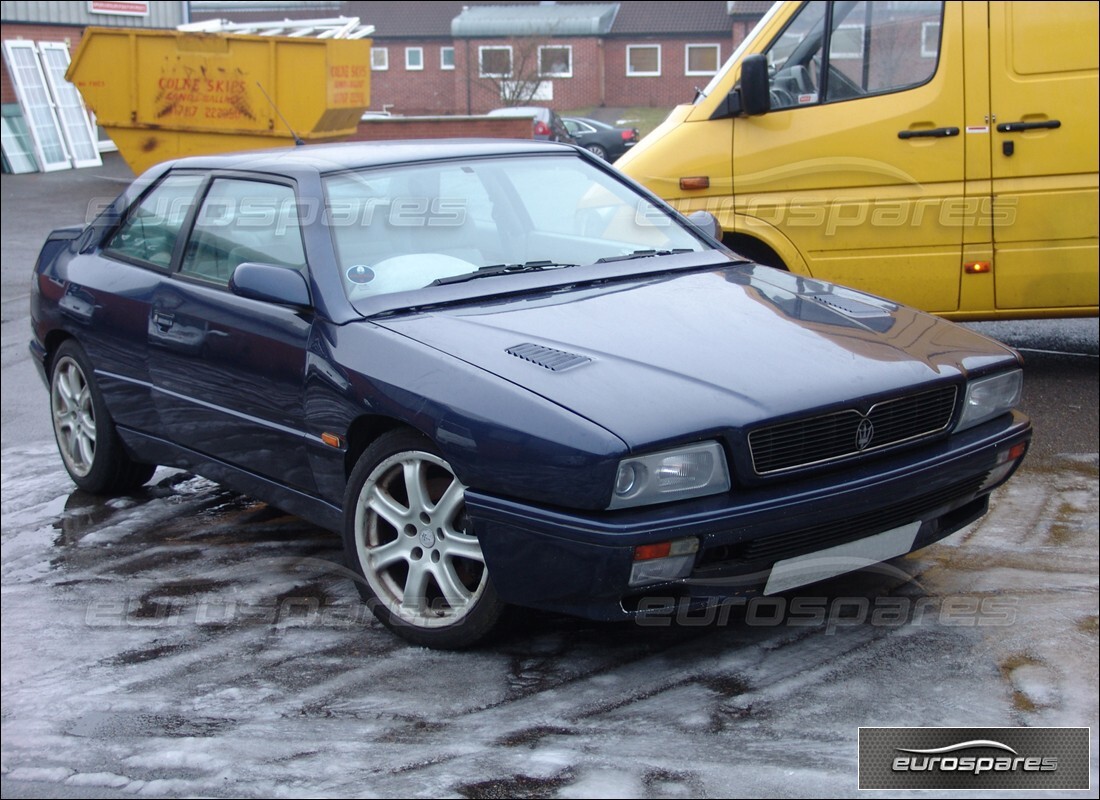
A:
609 441 731 509
954 370 1023 433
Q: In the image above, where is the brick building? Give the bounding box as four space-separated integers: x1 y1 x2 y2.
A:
1 0 187 105
1 1 770 172
186 1 772 115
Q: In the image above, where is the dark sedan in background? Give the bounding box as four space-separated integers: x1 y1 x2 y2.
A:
31 140 1030 648
562 116 639 160
486 106 575 143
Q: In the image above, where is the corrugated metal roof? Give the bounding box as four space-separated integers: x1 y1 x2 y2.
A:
1 0 185 27
452 4 620 38
191 0 340 11
188 1 764 41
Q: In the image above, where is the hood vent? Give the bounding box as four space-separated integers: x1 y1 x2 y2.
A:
810 294 893 318
507 343 591 372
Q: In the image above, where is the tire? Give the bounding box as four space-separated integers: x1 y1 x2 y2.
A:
585 143 608 160
49 340 155 493
342 429 505 648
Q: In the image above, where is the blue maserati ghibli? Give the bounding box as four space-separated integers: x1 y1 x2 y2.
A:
31 140 1030 647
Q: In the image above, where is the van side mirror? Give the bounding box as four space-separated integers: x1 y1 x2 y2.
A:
739 54 771 116
709 53 771 120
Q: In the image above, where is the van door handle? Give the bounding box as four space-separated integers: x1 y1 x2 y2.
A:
897 127 960 139
996 120 1061 133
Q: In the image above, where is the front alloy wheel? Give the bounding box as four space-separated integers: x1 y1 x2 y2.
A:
343 429 504 648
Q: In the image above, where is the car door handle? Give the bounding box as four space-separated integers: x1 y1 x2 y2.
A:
897 127 960 139
996 119 1061 133
152 311 175 330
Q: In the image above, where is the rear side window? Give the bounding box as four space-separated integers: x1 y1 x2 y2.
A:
104 173 204 268
180 178 306 286
766 1 944 110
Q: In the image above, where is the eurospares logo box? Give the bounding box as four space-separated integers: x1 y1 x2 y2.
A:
858 727 1090 790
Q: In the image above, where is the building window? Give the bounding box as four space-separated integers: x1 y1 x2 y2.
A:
685 44 720 75
371 47 388 71
921 20 941 58
829 24 865 59
405 47 423 70
538 45 572 78
479 46 513 78
440 46 455 70
626 44 661 77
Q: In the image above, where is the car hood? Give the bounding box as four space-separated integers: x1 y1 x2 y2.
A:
376 264 1019 449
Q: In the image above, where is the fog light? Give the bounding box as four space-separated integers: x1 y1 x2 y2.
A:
980 442 1028 491
629 537 699 587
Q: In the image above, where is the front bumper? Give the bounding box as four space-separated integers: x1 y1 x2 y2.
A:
466 411 1031 620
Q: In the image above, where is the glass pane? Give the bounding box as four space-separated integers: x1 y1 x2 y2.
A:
481 48 512 77
182 179 306 285
38 44 100 167
764 1 944 107
3 42 69 170
827 2 943 98
1 106 38 173
325 156 706 300
687 45 719 74
629 46 659 74
105 174 205 268
764 0 827 110
540 47 570 76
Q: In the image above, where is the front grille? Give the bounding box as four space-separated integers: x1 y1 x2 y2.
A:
748 385 957 475
695 473 987 574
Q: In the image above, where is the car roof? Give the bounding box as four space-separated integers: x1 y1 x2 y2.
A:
153 139 573 179
487 106 550 118
565 117 615 128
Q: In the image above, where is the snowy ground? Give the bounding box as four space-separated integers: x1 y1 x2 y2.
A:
1 443 1096 798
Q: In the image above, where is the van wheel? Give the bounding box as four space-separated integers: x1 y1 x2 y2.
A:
724 235 786 270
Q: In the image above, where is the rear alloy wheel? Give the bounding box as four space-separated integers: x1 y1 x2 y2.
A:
49 340 154 493
343 429 505 648
585 143 608 160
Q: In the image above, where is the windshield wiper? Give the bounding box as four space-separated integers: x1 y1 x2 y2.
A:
595 248 694 264
431 260 578 286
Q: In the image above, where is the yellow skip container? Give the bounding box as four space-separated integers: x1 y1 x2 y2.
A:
67 27 371 173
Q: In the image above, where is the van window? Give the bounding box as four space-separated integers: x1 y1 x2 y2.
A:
766 1 944 110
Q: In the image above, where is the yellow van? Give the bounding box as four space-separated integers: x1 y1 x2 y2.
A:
616 1 1098 320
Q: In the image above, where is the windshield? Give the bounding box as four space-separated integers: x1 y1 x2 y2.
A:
323 154 707 301
693 0 783 103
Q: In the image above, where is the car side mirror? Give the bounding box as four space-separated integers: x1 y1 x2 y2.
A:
687 210 723 241
229 262 311 308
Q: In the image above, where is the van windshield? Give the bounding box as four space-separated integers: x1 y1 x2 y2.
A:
693 1 782 104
